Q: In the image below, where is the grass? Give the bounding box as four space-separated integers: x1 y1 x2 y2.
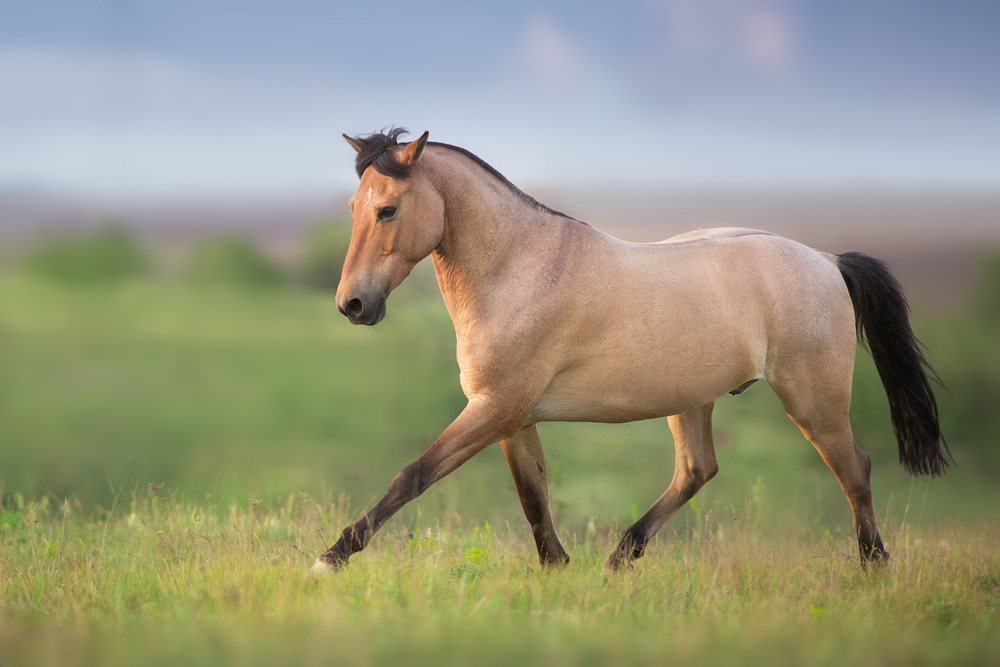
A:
1 492 998 666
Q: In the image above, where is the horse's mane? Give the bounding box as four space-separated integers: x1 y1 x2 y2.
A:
349 128 573 220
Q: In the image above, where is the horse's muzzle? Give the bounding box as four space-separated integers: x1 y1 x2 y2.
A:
338 292 386 326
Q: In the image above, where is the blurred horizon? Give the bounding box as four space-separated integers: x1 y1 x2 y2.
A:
4 186 998 310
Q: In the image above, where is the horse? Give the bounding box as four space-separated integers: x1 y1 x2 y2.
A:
312 128 948 573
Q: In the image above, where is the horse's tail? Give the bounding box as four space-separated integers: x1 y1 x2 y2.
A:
836 252 950 476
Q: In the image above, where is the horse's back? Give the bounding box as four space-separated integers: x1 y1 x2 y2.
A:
648 228 855 376
657 227 776 245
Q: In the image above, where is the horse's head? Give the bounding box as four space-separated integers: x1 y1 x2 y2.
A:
337 129 443 325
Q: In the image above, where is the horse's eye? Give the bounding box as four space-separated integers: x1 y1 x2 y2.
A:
377 206 397 220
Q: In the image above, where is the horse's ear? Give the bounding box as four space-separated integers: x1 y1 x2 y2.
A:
400 131 429 166
343 134 368 154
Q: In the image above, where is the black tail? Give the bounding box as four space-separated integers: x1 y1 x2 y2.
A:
837 252 950 476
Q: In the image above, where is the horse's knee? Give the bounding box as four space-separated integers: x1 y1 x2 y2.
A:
607 525 648 569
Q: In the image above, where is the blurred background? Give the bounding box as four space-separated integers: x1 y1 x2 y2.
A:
1 1 998 536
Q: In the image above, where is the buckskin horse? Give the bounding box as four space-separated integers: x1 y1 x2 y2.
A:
312 128 948 573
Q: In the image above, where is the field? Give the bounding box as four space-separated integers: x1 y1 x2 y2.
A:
2 241 1000 665
3 494 999 666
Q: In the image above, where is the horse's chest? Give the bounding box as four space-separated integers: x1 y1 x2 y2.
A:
454 338 498 399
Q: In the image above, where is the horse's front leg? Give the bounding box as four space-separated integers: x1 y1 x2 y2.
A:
313 398 521 572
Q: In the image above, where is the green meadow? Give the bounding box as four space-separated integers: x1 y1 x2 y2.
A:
3 493 999 666
2 228 999 665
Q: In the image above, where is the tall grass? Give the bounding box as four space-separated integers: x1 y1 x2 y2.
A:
1 491 997 666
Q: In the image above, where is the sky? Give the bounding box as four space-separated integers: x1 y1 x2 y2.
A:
1 0 999 200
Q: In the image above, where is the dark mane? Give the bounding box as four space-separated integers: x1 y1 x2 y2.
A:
352 127 412 180
348 128 575 220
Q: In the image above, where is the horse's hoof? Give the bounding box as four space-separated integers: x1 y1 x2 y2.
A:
870 549 891 567
307 559 332 576
540 550 571 567
604 552 634 571
860 548 890 570
307 556 344 576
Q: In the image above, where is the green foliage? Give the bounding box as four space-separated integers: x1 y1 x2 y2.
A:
0 511 23 532
299 217 353 289
184 235 286 288
0 274 464 508
409 535 439 555
463 546 490 563
24 227 149 284
971 250 1000 326
751 476 769 513
921 253 1000 469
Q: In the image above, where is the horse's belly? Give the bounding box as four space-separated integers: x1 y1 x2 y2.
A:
527 392 678 424
527 357 750 424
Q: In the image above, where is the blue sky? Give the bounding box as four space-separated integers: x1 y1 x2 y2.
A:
2 1 998 199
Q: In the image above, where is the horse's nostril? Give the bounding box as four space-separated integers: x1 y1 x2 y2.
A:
344 298 364 318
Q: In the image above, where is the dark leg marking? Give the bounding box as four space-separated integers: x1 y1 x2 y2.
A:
502 425 569 567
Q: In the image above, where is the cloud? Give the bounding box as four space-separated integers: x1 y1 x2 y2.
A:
742 7 793 70
0 48 349 198
519 11 588 97
653 0 796 74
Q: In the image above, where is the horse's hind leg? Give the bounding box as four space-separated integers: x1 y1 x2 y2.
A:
772 373 889 566
501 425 569 566
606 402 719 570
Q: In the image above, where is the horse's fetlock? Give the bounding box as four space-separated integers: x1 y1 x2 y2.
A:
619 527 647 559
846 480 873 505
341 520 369 553
318 547 350 569
679 460 717 491
677 475 702 498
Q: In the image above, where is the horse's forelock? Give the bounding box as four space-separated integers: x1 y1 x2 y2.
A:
353 127 411 179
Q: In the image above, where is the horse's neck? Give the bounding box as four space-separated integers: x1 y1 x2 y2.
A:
427 159 559 329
